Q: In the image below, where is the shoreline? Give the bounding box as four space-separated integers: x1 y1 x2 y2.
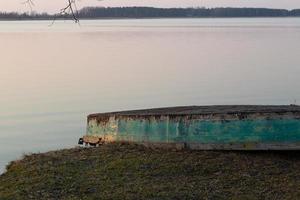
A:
1 143 300 199
0 16 300 22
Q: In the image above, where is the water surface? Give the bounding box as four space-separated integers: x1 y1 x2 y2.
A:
1 18 300 172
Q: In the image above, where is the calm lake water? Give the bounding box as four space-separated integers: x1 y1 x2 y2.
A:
1 18 300 172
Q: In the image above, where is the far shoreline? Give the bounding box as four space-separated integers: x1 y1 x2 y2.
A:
0 16 300 22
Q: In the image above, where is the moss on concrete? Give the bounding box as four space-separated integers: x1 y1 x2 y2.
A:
0 143 300 200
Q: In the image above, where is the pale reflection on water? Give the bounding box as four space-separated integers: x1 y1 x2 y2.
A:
1 18 300 172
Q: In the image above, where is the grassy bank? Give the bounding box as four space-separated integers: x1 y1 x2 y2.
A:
0 143 300 200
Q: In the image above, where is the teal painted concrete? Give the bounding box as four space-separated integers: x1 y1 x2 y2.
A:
87 117 300 144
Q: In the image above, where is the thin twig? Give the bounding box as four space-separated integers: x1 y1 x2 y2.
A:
24 0 80 23
22 0 35 12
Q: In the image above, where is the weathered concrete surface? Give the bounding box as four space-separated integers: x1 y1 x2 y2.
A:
88 105 300 117
85 105 300 150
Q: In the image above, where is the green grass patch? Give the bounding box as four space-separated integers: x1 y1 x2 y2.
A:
0 143 300 200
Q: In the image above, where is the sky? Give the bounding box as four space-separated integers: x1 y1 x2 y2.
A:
1 0 300 13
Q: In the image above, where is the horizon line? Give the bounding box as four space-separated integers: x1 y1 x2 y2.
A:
0 6 300 14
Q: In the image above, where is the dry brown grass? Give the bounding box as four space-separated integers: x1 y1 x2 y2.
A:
0 143 300 200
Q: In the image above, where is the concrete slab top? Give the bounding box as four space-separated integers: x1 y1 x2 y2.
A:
88 105 300 118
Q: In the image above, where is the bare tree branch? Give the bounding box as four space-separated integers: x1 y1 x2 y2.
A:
24 0 80 23
22 0 35 12
58 0 79 23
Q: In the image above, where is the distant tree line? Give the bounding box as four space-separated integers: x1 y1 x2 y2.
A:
78 7 300 18
0 12 50 20
1 7 300 20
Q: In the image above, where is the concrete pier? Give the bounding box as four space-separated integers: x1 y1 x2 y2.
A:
84 105 300 150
